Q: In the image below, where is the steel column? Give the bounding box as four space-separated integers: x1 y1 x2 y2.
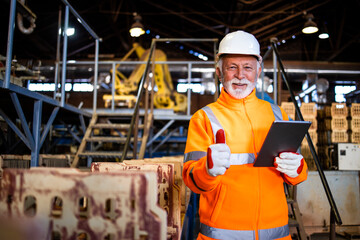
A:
31 100 42 167
4 0 16 89
53 6 62 99
60 6 69 107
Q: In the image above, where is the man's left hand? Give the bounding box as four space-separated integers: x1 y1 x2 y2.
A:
274 152 304 178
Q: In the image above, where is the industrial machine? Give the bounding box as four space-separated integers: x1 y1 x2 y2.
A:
332 143 360 170
103 43 187 112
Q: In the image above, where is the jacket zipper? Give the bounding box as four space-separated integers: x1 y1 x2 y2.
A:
242 98 260 240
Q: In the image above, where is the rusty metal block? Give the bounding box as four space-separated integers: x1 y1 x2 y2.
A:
0 167 167 240
138 156 190 225
92 161 181 240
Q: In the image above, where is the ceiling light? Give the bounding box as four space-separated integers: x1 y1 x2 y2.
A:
129 13 145 37
66 27 75 36
302 13 318 34
319 32 329 39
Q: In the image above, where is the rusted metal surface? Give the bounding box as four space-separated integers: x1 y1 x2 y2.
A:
134 156 189 224
297 171 360 230
91 161 181 240
0 167 167 240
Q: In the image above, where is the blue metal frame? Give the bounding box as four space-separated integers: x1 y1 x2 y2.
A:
0 79 91 167
2 0 100 166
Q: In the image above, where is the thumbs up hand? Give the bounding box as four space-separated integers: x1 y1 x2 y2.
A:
206 129 231 177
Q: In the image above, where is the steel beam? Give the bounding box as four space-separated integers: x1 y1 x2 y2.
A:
0 108 30 149
146 119 175 147
40 107 59 147
31 100 42 167
10 92 35 149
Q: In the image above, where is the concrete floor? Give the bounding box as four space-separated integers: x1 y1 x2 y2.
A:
308 232 360 240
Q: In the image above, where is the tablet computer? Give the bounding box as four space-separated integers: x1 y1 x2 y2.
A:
253 120 312 167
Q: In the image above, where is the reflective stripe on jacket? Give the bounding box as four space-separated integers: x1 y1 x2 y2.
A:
182 89 308 240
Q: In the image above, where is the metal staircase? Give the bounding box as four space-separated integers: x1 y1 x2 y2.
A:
286 184 308 240
71 112 150 167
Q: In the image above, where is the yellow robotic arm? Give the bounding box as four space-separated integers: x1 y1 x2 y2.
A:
107 43 187 112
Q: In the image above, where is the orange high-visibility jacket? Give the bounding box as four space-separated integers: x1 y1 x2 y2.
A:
183 89 308 240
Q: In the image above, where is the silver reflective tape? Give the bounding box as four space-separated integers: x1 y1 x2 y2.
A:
200 223 289 240
202 106 225 142
230 153 255 165
184 151 206 163
271 104 283 121
258 224 289 240
200 223 255 240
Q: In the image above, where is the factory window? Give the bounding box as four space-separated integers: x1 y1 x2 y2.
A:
177 83 203 93
27 82 93 92
24 195 37 217
51 196 63 218
335 85 356 103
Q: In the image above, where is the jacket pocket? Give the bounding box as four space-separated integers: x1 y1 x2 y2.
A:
210 184 227 223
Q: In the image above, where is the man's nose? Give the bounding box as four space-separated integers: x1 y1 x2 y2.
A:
234 67 245 79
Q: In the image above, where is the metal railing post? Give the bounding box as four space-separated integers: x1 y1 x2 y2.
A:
187 63 192 116
121 41 156 161
271 41 342 230
271 38 278 105
53 6 62 99
4 0 17 89
93 39 99 113
111 63 116 112
60 5 69 107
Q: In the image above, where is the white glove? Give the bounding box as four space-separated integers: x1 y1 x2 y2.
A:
274 152 304 178
206 129 231 177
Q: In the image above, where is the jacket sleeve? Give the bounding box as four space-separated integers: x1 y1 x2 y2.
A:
282 160 308 185
182 110 221 194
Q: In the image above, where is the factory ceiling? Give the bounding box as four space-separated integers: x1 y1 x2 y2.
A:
1 0 360 81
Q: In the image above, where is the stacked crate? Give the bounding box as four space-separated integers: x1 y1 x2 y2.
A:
350 103 360 143
327 103 349 143
281 102 296 120
299 102 318 170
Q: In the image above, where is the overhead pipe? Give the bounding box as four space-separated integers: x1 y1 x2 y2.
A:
16 0 36 34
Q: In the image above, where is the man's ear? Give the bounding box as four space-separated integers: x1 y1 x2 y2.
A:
216 67 222 81
257 66 262 79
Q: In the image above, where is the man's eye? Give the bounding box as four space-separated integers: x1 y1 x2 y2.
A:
228 66 237 70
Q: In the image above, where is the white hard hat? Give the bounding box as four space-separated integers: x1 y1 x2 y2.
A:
217 30 262 63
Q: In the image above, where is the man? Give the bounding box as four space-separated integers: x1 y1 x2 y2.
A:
182 30 308 240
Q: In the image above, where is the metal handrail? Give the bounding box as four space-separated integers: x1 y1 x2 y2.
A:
270 41 342 227
120 41 156 161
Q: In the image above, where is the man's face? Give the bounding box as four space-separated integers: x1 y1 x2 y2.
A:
216 54 261 99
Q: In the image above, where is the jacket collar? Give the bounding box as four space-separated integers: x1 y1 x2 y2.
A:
217 87 258 110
